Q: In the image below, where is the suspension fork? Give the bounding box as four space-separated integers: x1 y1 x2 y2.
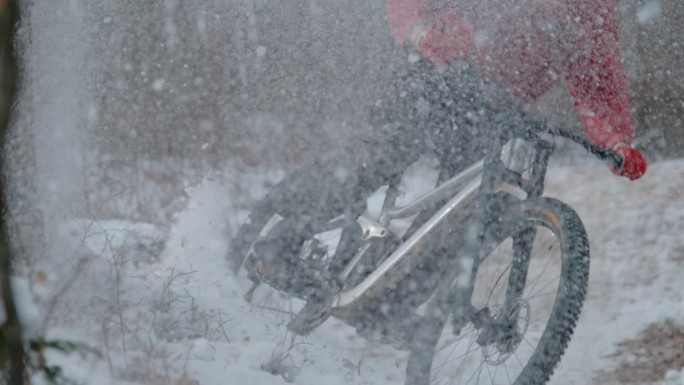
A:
443 138 552 332
435 133 519 330
441 219 488 332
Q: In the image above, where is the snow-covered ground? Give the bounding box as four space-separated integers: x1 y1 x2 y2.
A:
30 157 684 385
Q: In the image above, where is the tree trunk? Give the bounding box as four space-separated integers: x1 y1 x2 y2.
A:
0 0 25 383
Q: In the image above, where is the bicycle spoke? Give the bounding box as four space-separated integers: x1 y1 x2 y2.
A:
483 263 512 306
504 361 513 384
485 360 496 384
434 329 479 383
527 275 561 301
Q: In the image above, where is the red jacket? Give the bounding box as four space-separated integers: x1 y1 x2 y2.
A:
386 0 635 148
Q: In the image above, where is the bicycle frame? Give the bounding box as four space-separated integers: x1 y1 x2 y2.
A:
332 161 483 309
331 134 546 310
325 58 624 312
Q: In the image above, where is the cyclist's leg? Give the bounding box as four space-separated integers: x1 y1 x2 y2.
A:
429 86 489 175
396 58 489 177
268 60 437 225
265 124 425 226
355 61 492 328
255 64 432 284
250 70 431 330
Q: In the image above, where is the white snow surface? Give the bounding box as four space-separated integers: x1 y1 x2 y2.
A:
36 157 684 385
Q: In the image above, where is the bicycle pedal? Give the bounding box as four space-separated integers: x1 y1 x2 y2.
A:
286 301 331 336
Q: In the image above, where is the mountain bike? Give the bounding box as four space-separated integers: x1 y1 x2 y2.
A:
227 64 624 385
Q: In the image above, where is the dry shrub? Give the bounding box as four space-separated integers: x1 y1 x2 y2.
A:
596 319 684 384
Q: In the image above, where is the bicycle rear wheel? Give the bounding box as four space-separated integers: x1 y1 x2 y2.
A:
406 197 590 385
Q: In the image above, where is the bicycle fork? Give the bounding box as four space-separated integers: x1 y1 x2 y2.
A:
441 217 536 348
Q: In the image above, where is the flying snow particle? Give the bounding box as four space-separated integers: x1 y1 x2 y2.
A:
256 46 267 58
636 0 662 24
152 78 165 92
199 120 214 131
334 166 349 182
87 105 99 125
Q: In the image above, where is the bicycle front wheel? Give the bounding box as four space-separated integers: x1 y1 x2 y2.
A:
406 197 590 385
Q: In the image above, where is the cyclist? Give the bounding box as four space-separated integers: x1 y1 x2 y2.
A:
246 0 647 333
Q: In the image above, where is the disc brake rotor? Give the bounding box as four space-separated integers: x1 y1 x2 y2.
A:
478 300 531 366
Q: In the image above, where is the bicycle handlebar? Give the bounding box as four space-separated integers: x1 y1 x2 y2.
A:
547 128 624 170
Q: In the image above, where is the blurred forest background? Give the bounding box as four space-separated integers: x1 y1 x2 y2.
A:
5 0 683 256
